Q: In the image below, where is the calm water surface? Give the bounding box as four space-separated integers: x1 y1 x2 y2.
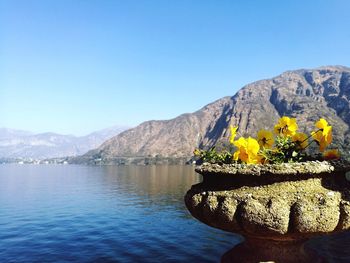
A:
0 165 241 262
1 165 350 263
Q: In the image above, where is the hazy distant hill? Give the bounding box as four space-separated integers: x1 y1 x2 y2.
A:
0 126 128 159
76 66 350 164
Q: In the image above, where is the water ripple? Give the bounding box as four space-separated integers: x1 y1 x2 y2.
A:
0 164 235 262
4 164 349 262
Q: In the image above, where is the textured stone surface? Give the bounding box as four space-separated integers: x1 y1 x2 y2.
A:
241 198 290 235
292 195 340 233
196 160 350 176
79 66 350 163
185 161 350 241
338 201 350 230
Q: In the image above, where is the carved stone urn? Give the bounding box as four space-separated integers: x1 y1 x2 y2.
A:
185 160 350 262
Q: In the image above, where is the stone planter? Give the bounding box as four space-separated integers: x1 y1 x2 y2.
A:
185 160 350 262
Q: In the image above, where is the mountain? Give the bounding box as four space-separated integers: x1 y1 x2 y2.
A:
0 126 129 159
77 66 350 165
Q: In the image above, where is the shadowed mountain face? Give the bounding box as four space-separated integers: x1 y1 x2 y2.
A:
0 126 128 159
82 66 350 163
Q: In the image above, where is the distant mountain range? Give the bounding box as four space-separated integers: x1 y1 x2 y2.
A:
0 126 128 159
74 65 350 165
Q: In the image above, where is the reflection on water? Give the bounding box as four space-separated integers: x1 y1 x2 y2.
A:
221 234 350 263
0 164 239 262
1 164 349 262
307 232 350 263
221 238 326 263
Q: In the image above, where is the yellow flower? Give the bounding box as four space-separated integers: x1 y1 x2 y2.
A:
229 125 238 144
257 130 274 148
274 116 298 137
311 118 332 152
233 137 247 161
315 118 329 130
292 132 308 149
193 149 201 156
233 137 260 164
246 137 260 154
323 149 340 160
233 137 246 148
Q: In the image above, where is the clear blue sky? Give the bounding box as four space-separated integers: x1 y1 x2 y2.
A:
1 0 349 135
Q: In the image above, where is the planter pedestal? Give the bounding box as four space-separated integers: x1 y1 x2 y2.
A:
221 238 325 263
185 160 350 262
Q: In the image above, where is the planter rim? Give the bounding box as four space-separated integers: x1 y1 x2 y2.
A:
195 159 350 177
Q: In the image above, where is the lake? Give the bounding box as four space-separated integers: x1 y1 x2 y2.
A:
1 164 350 263
0 165 241 262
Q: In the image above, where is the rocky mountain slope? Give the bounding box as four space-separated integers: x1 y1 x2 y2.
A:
78 66 350 164
0 126 128 159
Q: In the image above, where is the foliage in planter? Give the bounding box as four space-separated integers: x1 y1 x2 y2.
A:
194 148 233 164
194 117 340 164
